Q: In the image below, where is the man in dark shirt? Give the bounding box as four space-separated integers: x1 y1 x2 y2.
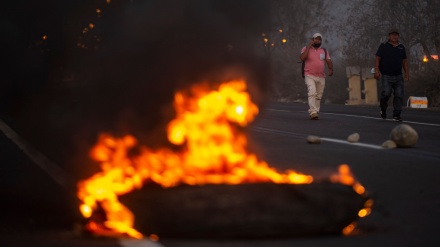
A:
374 29 409 121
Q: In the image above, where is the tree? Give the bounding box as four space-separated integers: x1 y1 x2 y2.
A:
266 0 332 101
340 0 440 106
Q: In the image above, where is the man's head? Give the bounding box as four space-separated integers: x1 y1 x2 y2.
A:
388 29 400 42
388 29 399 35
312 33 322 47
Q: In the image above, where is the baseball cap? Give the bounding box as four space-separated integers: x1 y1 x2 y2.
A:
388 29 399 35
312 33 323 39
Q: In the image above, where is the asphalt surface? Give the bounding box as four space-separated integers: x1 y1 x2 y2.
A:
1 102 440 246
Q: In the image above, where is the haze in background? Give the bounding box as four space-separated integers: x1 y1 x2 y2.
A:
1 0 272 178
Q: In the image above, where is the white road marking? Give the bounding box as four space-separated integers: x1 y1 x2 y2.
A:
266 108 440 127
0 118 74 187
320 112 378 120
265 108 292 112
321 112 440 127
119 239 165 247
253 126 384 150
319 137 384 149
390 120 440 127
0 118 168 246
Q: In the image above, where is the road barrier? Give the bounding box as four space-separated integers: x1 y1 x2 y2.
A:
407 96 428 108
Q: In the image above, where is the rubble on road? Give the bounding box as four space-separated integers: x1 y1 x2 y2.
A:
307 135 321 144
347 133 360 143
381 140 397 149
390 124 418 148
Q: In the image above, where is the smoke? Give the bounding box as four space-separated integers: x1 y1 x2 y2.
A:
4 0 273 177
84 0 268 133
74 0 272 144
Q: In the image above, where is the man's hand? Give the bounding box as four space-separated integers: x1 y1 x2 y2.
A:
405 73 409 81
328 69 333 76
374 71 380 80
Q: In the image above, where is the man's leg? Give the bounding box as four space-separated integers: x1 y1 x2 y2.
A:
380 75 392 118
305 76 318 115
315 77 326 113
392 75 404 119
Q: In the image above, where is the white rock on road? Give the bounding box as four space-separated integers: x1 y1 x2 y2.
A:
347 133 360 143
307 135 321 144
389 124 418 148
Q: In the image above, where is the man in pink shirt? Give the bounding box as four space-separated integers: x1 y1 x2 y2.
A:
300 33 333 120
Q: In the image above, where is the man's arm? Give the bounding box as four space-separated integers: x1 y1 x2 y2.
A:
326 58 333 76
402 59 409 81
299 39 314 61
299 47 310 61
374 55 381 79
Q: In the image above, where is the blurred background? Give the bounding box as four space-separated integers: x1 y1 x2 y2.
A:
1 0 439 179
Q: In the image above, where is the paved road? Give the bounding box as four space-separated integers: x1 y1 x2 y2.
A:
1 102 440 246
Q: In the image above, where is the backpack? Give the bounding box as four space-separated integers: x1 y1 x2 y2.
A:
301 47 327 78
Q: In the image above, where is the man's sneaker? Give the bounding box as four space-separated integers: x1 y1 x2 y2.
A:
380 110 386 119
310 112 319 120
393 116 402 122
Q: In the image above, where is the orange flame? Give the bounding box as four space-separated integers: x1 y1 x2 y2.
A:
332 164 373 236
77 80 365 239
330 164 366 195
